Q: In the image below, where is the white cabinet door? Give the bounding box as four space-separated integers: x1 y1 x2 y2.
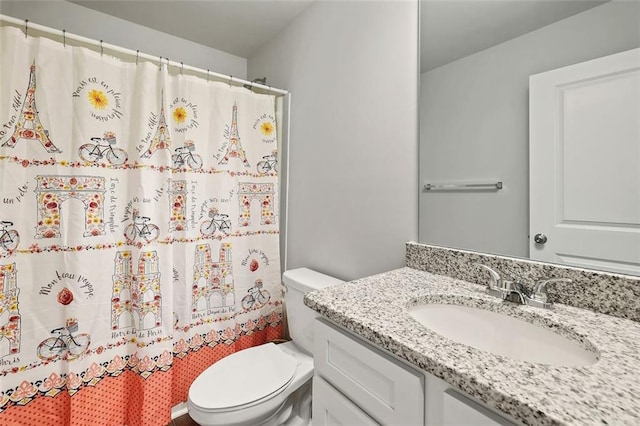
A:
312 376 379 426
529 48 640 275
314 318 424 425
443 389 516 426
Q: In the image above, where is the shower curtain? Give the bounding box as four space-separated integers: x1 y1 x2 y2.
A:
0 26 283 425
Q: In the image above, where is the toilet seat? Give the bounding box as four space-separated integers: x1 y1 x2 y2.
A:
188 343 299 413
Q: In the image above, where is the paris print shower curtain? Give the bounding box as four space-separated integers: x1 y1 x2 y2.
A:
0 26 283 425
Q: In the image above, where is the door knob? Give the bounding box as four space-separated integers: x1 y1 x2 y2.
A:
534 233 547 244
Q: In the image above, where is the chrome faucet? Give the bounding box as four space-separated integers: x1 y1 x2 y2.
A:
473 263 571 309
526 278 572 309
474 263 503 297
474 263 525 303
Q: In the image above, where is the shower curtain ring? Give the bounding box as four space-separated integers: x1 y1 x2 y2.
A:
136 50 139 65
229 76 233 87
24 19 28 38
100 40 104 56
62 30 66 47
159 56 162 71
207 69 210 82
181 62 184 75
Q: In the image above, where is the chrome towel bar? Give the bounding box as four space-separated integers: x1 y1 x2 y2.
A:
423 181 503 191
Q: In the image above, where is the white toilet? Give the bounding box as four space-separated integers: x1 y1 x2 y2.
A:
187 268 344 426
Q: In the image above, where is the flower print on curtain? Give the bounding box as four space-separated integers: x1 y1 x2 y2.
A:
0 25 283 426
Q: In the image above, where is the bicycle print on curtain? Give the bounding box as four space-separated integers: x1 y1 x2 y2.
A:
0 26 283 426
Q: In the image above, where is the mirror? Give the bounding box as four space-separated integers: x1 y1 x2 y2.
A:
418 0 640 275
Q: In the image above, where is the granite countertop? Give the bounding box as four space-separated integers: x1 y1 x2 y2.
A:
304 267 640 426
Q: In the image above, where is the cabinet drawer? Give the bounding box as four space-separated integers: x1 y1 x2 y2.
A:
443 389 516 426
313 376 379 425
314 318 424 425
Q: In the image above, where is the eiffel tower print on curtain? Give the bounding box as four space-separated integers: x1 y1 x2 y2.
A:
2 62 61 153
219 103 250 167
141 91 172 158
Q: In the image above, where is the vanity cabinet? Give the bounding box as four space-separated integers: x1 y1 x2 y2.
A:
441 390 514 426
313 318 424 425
312 375 378 425
313 318 519 426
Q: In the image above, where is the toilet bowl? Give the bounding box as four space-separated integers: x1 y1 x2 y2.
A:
187 268 344 426
188 342 312 426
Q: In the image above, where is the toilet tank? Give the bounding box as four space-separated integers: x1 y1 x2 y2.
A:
282 268 344 354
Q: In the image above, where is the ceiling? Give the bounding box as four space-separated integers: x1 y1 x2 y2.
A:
71 0 315 59
420 0 609 72
71 0 609 72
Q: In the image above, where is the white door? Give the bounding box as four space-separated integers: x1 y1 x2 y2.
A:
529 48 640 275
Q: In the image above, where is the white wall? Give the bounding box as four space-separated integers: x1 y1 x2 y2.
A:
0 1 246 78
249 1 419 281
419 0 640 258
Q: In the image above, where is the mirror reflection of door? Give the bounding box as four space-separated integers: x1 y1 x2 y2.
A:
529 48 640 275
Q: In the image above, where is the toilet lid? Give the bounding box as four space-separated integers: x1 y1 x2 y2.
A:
189 343 299 411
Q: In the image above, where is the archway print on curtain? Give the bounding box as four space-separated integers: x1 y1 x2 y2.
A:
0 25 283 425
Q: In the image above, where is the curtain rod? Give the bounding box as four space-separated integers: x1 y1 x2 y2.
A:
0 14 288 96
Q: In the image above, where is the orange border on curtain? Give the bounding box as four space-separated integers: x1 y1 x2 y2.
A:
0 323 283 426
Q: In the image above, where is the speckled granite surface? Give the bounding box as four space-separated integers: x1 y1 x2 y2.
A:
406 242 640 322
304 267 640 426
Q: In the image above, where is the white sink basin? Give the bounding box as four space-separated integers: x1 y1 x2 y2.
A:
408 303 598 367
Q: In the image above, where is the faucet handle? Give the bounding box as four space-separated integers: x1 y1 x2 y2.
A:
473 263 502 289
531 278 572 303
